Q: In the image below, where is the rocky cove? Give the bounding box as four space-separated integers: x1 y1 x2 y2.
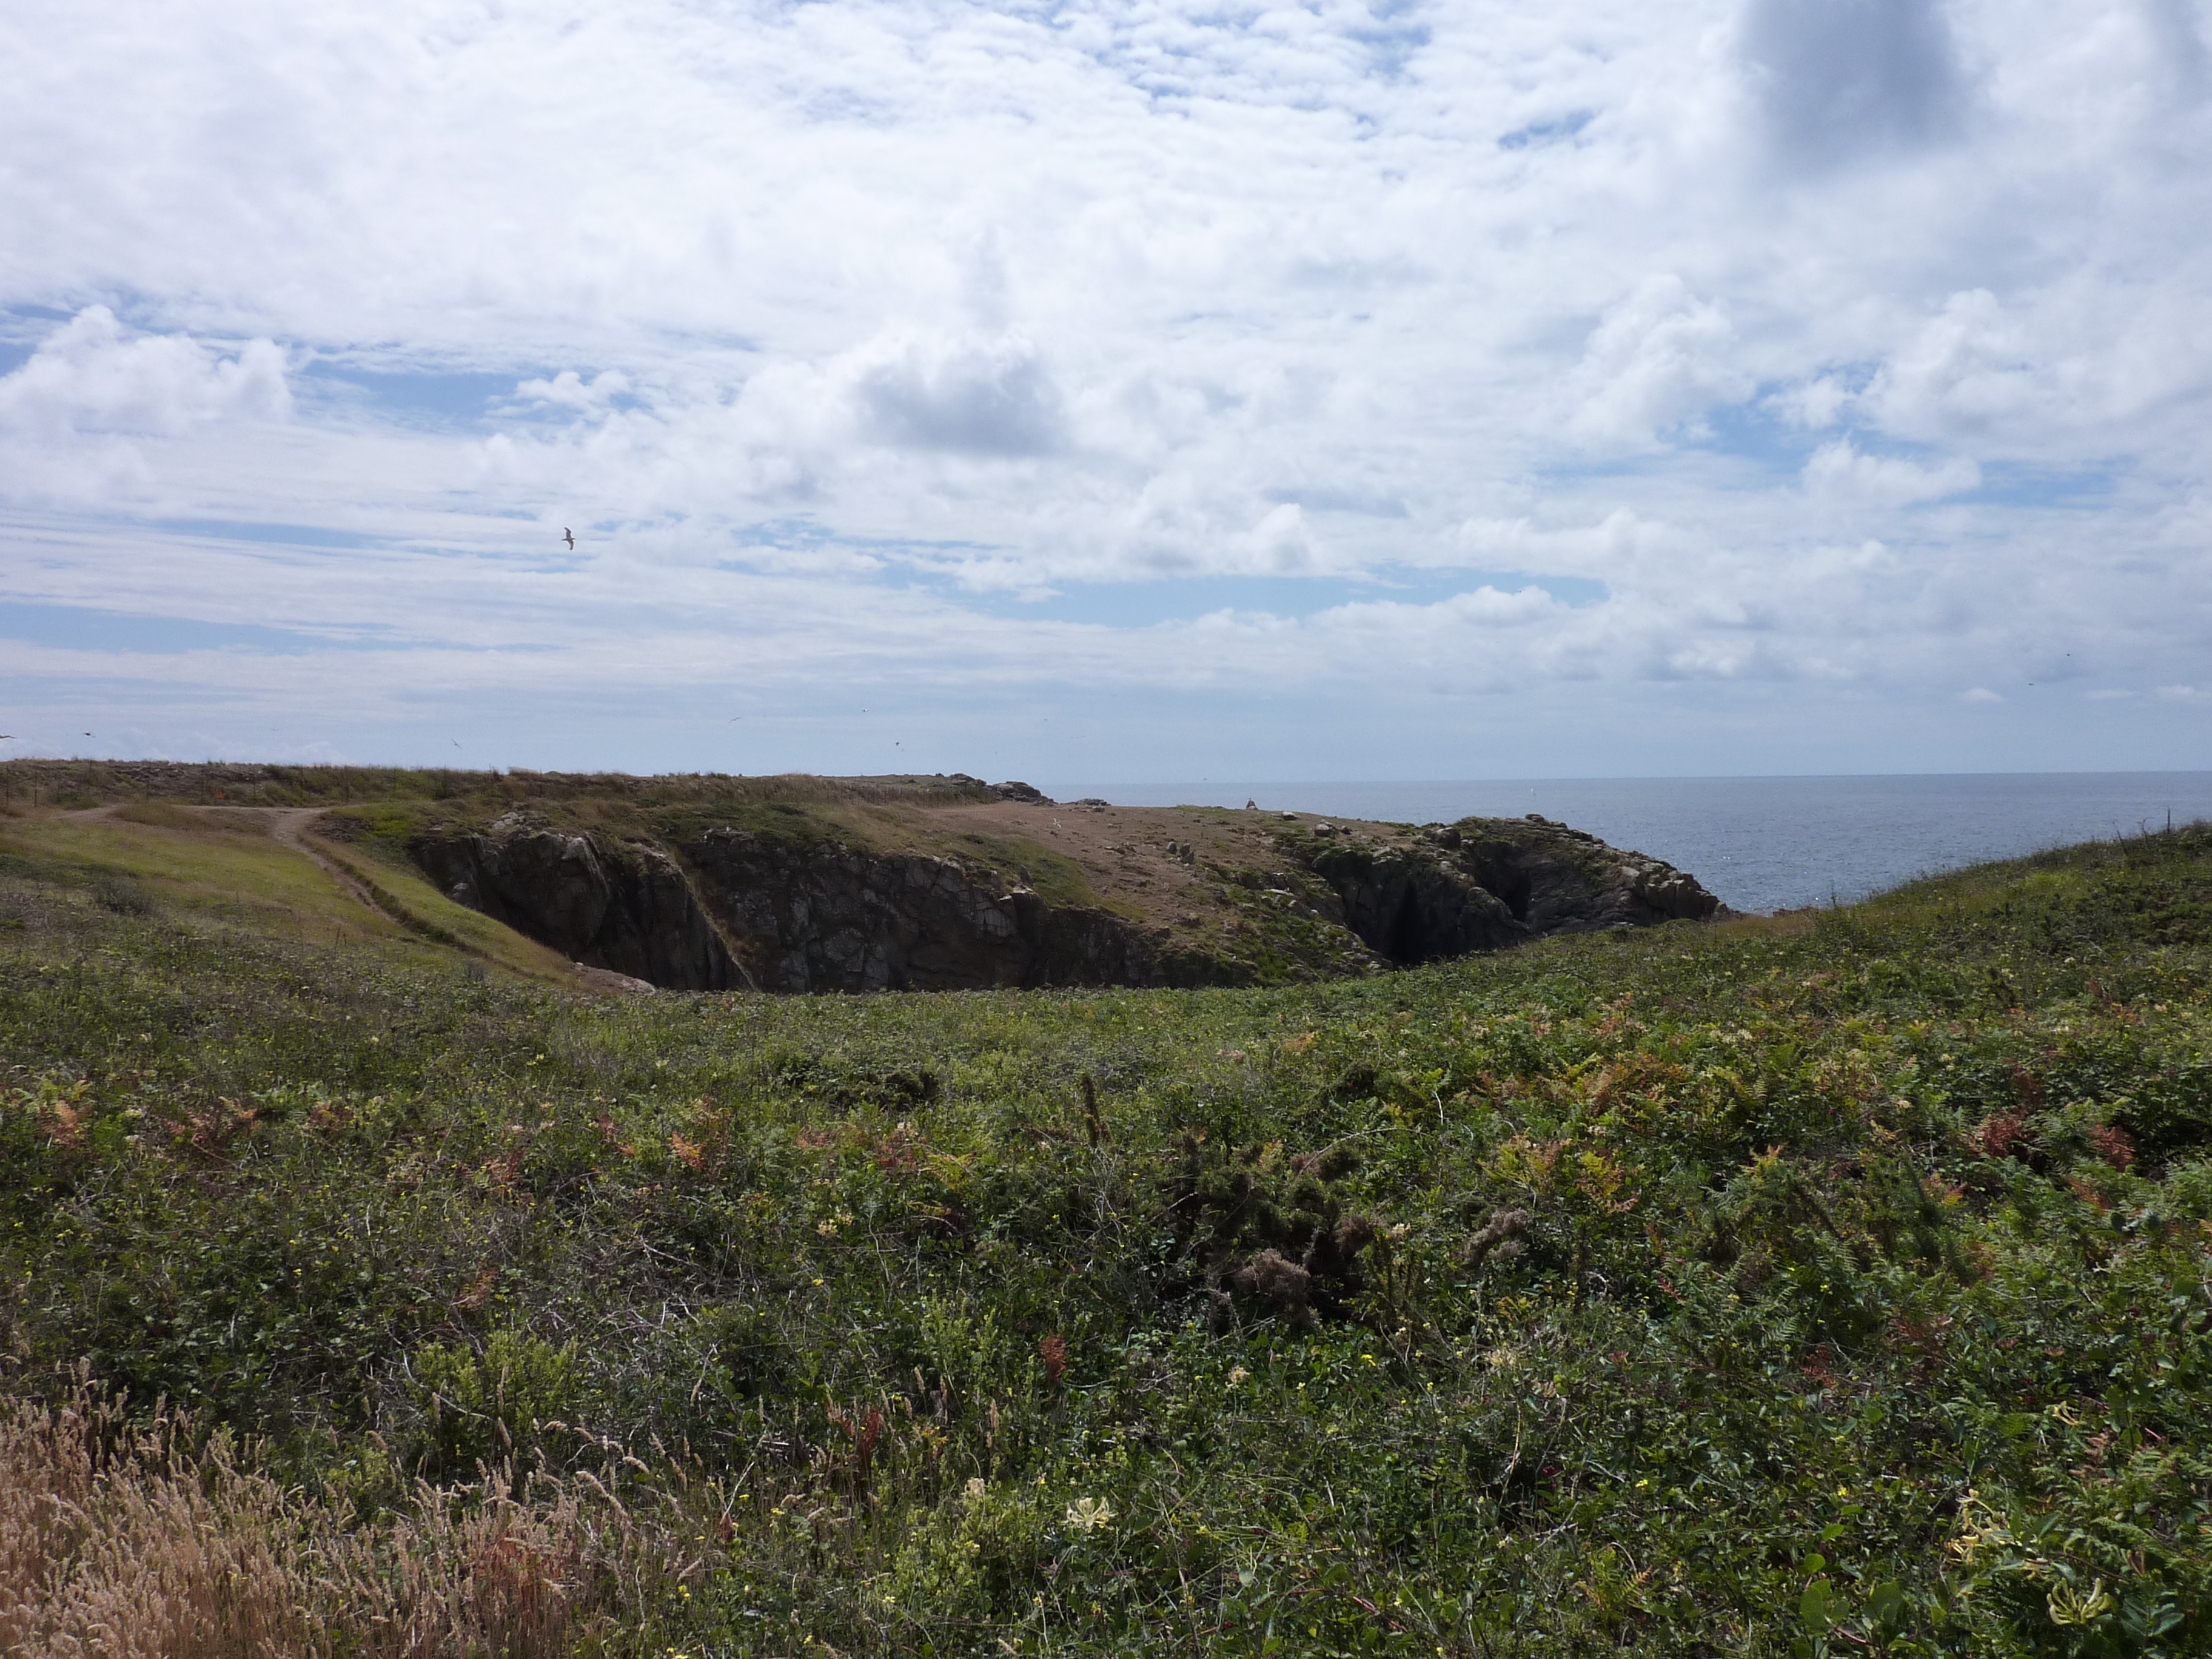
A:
370 776 1727 993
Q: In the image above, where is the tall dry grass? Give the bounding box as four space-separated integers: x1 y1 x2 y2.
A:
1 1386 643 1659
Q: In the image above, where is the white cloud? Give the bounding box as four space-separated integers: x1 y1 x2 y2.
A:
0 306 289 505
1860 289 2044 437
1769 375 1857 429
1802 438 1980 503
0 1 2210 774
1566 276 1751 447
0 307 287 437
1962 686 2005 702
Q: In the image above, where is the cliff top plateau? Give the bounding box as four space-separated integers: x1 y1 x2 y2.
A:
0 760 1724 993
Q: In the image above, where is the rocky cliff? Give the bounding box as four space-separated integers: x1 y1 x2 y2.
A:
679 827 1211 992
372 787 1726 994
412 813 747 990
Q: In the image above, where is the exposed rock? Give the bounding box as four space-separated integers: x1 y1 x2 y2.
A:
1310 841 1528 964
412 811 746 990
397 792 1724 994
573 962 656 996
991 780 1053 805
1430 816 1726 933
680 828 1202 992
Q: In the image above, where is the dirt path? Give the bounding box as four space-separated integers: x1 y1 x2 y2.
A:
238 806 389 914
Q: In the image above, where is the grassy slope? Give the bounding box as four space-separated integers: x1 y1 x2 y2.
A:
4 823 2212 1654
0 807 578 984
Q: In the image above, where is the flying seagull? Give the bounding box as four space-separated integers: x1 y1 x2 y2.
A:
563 528 575 549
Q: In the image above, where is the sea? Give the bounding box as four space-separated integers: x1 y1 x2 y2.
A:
1074 773 2212 916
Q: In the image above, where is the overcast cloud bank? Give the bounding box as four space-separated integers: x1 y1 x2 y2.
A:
2 0 2209 779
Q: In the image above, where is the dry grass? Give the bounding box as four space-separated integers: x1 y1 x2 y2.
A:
1 1386 643 1659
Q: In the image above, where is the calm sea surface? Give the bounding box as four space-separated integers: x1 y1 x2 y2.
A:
1077 774 2212 915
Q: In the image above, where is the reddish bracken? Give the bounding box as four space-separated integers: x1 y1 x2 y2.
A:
1039 1334 1068 1386
2088 1123 2136 1170
1968 1111 2027 1159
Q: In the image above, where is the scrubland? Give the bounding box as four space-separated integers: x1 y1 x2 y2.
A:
3 807 2211 1656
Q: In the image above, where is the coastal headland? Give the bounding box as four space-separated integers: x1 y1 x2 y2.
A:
0 760 1723 991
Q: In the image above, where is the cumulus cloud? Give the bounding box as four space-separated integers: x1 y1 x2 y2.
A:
842 330 1067 457
1860 289 2045 437
0 306 289 506
1567 277 1751 447
1801 437 1979 503
0 307 288 438
1769 375 1857 429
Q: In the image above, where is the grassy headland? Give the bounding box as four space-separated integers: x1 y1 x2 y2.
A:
3 797 2211 1655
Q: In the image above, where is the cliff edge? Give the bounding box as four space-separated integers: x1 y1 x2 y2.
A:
338 779 1725 991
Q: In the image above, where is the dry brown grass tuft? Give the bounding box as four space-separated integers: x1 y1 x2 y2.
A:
1 1386 635 1659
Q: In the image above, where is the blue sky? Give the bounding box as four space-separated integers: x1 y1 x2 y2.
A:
3 0 2211 786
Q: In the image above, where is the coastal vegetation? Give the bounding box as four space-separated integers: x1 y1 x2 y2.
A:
3 780 2211 1655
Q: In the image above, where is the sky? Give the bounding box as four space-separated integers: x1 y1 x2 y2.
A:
3 0 2211 788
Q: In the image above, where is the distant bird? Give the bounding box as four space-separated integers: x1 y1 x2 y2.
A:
563 528 575 549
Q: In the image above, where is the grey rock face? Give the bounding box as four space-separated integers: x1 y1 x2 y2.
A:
1310 843 1528 964
407 805 1723 993
683 829 1182 992
1432 817 1726 934
413 812 745 990
1307 815 1721 964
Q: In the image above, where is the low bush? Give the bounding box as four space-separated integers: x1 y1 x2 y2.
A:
5 825 2212 1652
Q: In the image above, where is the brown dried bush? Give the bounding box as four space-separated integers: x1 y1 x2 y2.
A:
1231 1249 1316 1328
0 1385 637 1659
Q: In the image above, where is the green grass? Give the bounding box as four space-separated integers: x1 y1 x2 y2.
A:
6 823 2212 1655
304 829 581 982
0 810 412 945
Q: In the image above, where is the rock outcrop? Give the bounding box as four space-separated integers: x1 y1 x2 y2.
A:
680 828 1195 992
1309 814 1723 965
396 799 1724 994
1309 842 1526 964
1431 814 1725 931
413 812 746 990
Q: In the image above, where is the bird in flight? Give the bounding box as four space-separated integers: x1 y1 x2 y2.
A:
563 528 575 549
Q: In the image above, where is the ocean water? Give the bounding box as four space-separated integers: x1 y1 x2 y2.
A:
1078 773 2212 916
